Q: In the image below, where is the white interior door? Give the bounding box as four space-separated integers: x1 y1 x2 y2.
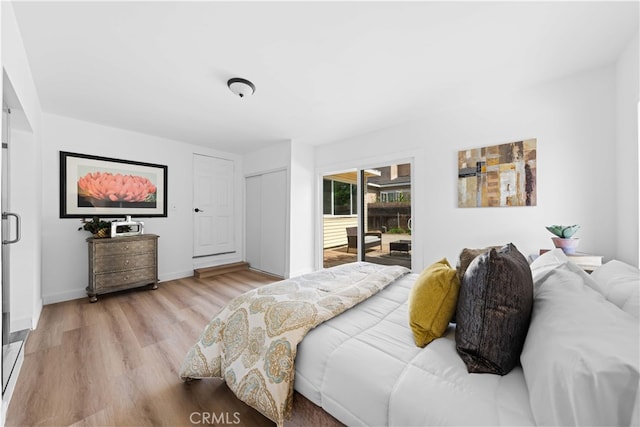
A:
245 170 287 277
193 154 235 257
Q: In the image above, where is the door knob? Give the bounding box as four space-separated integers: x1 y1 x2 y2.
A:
194 208 204 213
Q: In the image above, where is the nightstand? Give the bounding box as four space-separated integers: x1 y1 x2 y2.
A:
539 249 603 273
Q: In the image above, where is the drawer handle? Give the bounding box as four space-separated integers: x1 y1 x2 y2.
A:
125 259 130 265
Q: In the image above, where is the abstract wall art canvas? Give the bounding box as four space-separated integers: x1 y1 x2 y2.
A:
458 139 536 208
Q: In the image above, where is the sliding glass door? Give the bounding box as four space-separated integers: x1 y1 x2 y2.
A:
361 163 411 268
321 163 412 269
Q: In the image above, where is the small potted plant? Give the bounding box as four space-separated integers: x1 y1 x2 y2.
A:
546 224 580 254
79 216 111 238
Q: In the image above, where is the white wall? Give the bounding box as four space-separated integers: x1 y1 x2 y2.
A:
1 2 40 133
615 32 639 267
289 141 315 276
316 64 622 271
41 113 243 304
243 140 291 176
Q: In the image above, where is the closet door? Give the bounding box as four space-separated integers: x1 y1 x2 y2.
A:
259 170 286 277
245 175 262 270
245 170 286 277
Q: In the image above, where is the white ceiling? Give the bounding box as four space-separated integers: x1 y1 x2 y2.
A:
11 1 639 154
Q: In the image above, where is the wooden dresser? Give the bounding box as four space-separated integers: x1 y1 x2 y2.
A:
86 234 159 302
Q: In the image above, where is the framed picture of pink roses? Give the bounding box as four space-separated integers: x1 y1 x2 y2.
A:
60 151 168 218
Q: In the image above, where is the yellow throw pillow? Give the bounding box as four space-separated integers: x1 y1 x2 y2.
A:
408 258 460 347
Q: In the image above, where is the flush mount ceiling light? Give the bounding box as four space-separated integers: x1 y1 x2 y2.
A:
227 77 255 98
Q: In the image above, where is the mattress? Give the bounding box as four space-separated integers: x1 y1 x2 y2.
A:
294 272 536 426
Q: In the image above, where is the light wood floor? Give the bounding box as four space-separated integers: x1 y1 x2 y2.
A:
5 270 343 427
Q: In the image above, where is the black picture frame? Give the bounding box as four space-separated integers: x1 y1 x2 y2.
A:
60 151 168 218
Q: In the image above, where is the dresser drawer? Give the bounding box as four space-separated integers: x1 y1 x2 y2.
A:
92 252 156 273
93 238 155 257
94 267 157 290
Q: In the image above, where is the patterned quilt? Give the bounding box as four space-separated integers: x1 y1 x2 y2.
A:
179 262 409 426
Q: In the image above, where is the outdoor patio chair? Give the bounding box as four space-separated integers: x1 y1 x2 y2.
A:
346 227 382 253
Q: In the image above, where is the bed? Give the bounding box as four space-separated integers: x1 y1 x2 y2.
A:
294 271 534 426
181 248 640 427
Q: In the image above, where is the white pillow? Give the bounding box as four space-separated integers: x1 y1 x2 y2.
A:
591 260 640 319
521 259 639 426
529 249 570 282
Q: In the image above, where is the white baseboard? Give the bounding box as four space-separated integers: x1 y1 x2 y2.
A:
158 270 193 282
42 289 87 305
9 298 43 332
10 317 32 334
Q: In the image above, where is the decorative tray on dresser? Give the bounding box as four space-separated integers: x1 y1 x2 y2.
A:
86 234 159 302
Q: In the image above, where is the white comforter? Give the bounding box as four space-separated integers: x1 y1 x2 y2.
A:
294 272 535 426
180 262 409 426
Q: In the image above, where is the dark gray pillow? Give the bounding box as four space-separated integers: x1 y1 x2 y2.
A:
456 246 503 284
455 243 533 375
452 245 503 324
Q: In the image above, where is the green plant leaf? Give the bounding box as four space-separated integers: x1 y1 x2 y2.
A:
546 224 580 238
